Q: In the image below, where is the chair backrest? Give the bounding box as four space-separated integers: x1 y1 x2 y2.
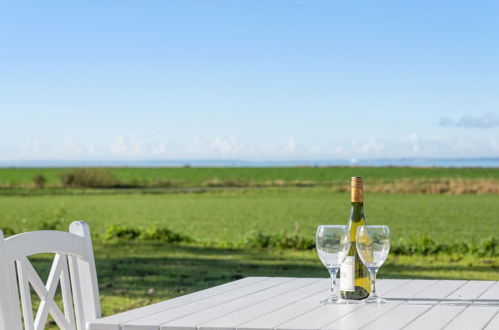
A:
0 221 101 330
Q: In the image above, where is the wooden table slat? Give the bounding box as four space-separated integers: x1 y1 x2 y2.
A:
446 280 496 300
161 278 321 330
276 303 359 330
407 280 466 302
123 277 296 329
382 279 438 300
394 280 474 329
196 278 327 330
402 305 467 330
361 304 433 330
274 279 412 330
323 280 466 330
89 277 268 330
442 306 499 330
375 279 413 296
237 279 411 330
484 310 499 330
236 285 340 330
479 281 499 299
323 303 401 330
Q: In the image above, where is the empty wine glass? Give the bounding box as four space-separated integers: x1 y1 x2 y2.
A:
316 225 350 304
356 225 390 303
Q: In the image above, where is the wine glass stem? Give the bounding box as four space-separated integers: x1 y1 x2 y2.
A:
329 269 338 297
368 268 378 298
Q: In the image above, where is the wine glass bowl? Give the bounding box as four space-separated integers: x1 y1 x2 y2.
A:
316 225 350 304
355 225 390 303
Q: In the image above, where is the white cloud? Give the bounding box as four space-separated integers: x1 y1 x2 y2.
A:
61 137 87 156
150 141 168 156
209 137 244 156
110 136 128 156
185 137 202 155
109 136 169 157
87 145 96 155
22 138 43 155
283 137 296 154
439 113 499 128
347 138 385 155
491 138 499 151
409 133 420 152
2 133 498 161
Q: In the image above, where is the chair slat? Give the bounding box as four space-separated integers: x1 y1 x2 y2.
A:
5 231 87 262
69 254 87 330
69 221 102 322
16 258 35 330
60 255 77 329
0 231 23 330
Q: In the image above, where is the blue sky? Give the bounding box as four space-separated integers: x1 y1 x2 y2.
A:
1 0 498 161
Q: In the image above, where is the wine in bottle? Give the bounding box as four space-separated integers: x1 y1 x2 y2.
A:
340 176 371 300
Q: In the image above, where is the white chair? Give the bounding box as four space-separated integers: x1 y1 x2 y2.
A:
0 221 101 330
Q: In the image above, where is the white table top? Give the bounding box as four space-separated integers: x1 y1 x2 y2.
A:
88 277 499 330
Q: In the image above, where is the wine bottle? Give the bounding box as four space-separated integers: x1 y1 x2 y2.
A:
340 176 371 300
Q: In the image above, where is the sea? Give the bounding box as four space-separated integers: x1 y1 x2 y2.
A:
0 158 498 168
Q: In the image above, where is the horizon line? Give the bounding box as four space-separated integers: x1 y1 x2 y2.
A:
0 157 498 168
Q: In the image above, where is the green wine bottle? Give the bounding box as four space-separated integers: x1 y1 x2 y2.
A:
340 176 371 300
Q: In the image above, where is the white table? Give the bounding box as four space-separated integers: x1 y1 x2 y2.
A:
88 277 499 330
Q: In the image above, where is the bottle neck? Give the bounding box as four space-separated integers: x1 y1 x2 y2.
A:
349 202 364 221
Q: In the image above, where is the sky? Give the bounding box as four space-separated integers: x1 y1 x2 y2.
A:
1 0 499 162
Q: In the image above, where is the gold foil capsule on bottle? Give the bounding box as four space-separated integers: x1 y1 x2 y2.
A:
351 176 364 203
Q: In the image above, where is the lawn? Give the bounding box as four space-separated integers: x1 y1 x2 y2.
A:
2 188 498 244
1 166 499 186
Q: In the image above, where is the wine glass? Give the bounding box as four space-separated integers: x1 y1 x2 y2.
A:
355 225 390 303
316 225 350 304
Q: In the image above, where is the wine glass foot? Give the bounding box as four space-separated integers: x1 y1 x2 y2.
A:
320 296 348 305
362 296 386 304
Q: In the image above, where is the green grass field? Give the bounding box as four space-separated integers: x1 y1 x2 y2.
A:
1 166 499 186
1 167 498 321
2 188 498 244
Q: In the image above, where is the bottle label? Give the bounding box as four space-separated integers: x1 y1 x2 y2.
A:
340 256 355 292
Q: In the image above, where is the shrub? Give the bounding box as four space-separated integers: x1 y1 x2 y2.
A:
100 224 499 257
114 179 146 188
391 235 498 257
274 233 315 249
391 234 443 255
408 233 442 255
60 168 117 188
104 224 193 243
475 238 497 257
244 230 315 250
33 174 47 188
105 225 141 241
140 227 193 243
245 230 273 248
152 180 183 188
290 180 316 187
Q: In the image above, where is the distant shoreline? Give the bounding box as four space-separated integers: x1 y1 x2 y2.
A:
0 158 498 168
